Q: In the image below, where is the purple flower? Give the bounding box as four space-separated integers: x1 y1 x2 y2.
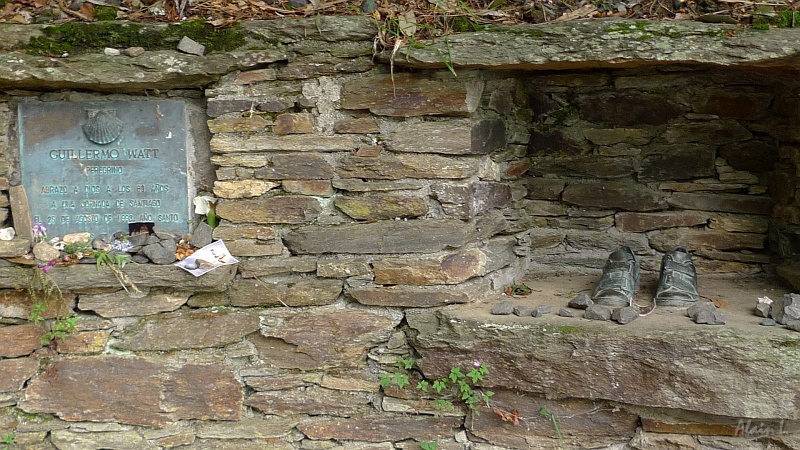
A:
38 259 56 273
32 222 47 240
473 360 482 368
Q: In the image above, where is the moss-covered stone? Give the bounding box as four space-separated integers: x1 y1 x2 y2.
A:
26 21 247 55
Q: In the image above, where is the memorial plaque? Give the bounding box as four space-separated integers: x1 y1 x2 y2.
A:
18 101 190 237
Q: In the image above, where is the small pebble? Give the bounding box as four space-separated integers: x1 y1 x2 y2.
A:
513 305 533 317
532 305 552 318
491 301 514 315
584 304 611 321
612 306 639 325
558 308 575 318
123 47 145 57
568 293 593 310
104 47 121 56
760 318 777 327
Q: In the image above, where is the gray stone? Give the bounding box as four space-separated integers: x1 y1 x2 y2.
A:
694 308 727 325
513 305 533 316
491 301 514 315
32 241 59 262
191 222 214 248
761 318 777 326
140 240 178 265
562 181 667 211
687 301 717 319
531 305 552 317
612 306 640 325
559 308 575 317
584 304 612 321
786 320 800 332
568 293 593 310
284 219 474 254
177 36 205 56
773 293 800 325
755 298 772 318
123 46 145 57
9 185 33 240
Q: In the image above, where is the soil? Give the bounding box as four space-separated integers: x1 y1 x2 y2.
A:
0 0 796 36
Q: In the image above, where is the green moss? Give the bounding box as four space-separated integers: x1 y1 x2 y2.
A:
483 25 543 37
778 340 800 348
554 325 585 335
604 21 649 34
94 6 117 21
26 20 247 55
451 16 485 32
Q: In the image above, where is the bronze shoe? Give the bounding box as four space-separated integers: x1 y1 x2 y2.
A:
592 246 640 307
654 246 699 307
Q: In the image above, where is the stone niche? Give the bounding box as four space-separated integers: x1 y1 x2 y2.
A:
2 17 800 450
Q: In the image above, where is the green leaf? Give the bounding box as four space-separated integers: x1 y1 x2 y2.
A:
449 366 464 382
379 373 393 388
416 380 429 392
394 373 410 389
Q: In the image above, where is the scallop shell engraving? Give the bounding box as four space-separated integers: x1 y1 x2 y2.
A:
82 109 123 145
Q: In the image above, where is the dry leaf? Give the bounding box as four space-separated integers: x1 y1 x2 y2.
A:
553 3 597 22
398 10 417 37
493 407 521 426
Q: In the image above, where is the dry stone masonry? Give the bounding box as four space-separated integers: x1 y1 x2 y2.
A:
0 16 799 449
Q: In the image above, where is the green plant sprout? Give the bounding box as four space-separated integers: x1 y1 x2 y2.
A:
539 406 565 446
420 441 437 450
92 250 139 293
1 431 15 450
380 358 494 415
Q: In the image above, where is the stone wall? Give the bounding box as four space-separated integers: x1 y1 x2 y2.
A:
0 17 799 450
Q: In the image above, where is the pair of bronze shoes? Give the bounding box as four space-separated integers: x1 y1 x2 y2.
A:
591 246 699 308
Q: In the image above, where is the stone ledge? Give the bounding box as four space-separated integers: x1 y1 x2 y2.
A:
407 274 800 420
384 20 800 71
0 260 236 293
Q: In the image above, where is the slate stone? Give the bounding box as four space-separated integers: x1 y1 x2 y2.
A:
336 153 478 180
224 240 283 257
526 178 567 200
207 115 270 133
298 416 462 442
114 309 261 351
387 119 505 155
692 90 772 120
50 429 150 449
612 306 640 325
532 305 552 317
283 219 473 254
431 182 512 219
252 154 335 180
583 127 652 146
177 36 205 56
514 305 534 316
694 308 727 325
317 257 370 278
332 179 426 192
584 304 612 321
559 308 575 318
754 298 772 318
9 185 33 240
719 140 778 173
0 357 39 392
577 92 684 126
212 225 277 242
373 249 486 286
563 181 667 211
668 192 774 215
0 323 44 357
0 238 31 258
468 390 638 449
140 240 178 265
639 144 717 181
237 256 317 278
340 73 483 117
347 283 482 308
333 118 380 134
760 318 777 326
207 99 257 117
273 113 314 134
78 290 189 318
527 156 635 178
190 222 214 249
211 134 361 153
20 356 241 426
615 211 709 233
245 386 371 417
663 120 752 145
491 300 515 315
282 180 333 196
261 308 402 369
334 194 428 221
687 302 717 319
216 196 322 224
773 293 800 325
648 228 764 252
568 293 593 309
528 129 588 156
228 277 342 307
785 320 800 332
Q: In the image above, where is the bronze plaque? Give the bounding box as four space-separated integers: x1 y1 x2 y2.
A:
18 101 190 237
